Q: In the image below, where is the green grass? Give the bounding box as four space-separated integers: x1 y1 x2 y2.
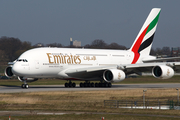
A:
0 75 180 87
0 76 180 119
121 75 180 84
1 114 180 120
0 89 180 119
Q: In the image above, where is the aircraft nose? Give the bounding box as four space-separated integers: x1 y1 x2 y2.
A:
12 63 22 75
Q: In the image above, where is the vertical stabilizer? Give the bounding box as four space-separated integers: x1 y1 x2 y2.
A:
129 8 161 64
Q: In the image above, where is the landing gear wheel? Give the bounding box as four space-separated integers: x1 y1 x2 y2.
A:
65 83 69 87
90 82 95 87
80 82 84 87
83 83 87 87
72 82 76 87
95 83 99 87
21 84 29 89
108 83 112 87
93 82 112 88
98 82 102 87
68 82 72 87
64 81 76 88
25 84 29 89
105 83 108 87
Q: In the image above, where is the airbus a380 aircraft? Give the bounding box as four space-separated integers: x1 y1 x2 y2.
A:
5 8 180 89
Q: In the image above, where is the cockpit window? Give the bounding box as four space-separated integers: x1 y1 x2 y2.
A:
17 59 28 62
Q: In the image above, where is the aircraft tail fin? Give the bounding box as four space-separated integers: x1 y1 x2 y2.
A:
129 8 161 64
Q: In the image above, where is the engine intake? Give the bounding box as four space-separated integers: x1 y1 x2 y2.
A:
103 69 126 83
5 66 14 78
152 65 174 79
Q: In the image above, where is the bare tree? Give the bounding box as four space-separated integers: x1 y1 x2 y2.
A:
46 43 63 47
0 36 32 61
91 39 107 49
162 47 171 56
107 42 127 50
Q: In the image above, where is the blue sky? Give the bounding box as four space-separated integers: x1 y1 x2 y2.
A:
0 0 180 48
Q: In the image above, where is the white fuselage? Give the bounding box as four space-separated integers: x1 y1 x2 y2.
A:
12 47 144 79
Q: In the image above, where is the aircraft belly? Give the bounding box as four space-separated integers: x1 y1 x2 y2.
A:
66 70 104 79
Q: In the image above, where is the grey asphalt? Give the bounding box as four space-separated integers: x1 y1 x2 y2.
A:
0 83 180 93
1 111 180 118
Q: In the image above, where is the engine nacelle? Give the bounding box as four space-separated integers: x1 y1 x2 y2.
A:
152 65 174 79
103 69 126 83
5 66 14 78
18 76 38 83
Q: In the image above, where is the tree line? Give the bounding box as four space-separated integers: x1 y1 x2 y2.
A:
0 36 177 65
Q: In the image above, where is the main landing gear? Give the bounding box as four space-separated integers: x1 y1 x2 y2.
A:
64 81 112 88
79 81 112 88
64 81 76 88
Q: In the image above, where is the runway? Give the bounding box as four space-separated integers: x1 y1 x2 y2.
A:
0 83 180 93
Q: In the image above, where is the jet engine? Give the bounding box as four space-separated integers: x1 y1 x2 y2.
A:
5 66 14 78
152 65 174 79
103 69 126 83
18 76 38 83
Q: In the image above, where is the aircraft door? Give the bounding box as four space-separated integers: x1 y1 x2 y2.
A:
126 53 131 62
35 60 40 69
126 53 132 63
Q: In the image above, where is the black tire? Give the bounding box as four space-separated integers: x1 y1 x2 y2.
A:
87 83 91 87
69 82 72 87
98 83 102 87
108 83 112 87
105 83 108 87
95 83 99 87
84 83 87 87
90 83 95 87
65 83 69 87
80 82 83 87
22 84 26 88
72 83 76 87
25 84 29 89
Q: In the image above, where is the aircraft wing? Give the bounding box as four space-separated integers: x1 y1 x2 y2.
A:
65 65 117 80
123 62 180 74
143 57 180 63
65 62 180 80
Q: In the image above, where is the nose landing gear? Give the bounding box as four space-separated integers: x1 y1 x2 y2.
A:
21 84 29 89
21 81 29 89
